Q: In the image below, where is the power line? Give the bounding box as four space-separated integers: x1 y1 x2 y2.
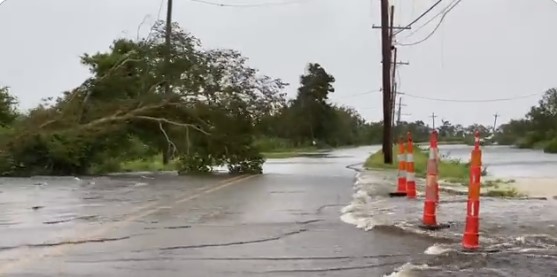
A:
393 0 444 36
189 0 312 8
401 91 542 103
399 0 456 39
340 89 382 99
397 0 462 47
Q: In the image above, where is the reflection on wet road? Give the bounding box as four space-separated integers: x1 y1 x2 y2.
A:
0 146 431 276
438 145 557 178
0 145 555 276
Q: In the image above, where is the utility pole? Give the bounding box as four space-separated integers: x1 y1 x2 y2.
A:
162 0 173 165
493 113 499 133
396 97 405 125
430 112 437 130
373 2 409 164
390 45 409 141
380 0 393 164
164 0 173 90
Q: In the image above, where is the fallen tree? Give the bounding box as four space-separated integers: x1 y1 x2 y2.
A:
0 22 286 176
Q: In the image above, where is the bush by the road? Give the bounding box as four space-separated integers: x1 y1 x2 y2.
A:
364 146 469 182
543 138 557 154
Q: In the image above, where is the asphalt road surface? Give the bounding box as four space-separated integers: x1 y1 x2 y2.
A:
0 146 442 276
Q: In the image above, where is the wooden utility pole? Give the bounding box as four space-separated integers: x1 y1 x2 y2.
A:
372 3 410 164
372 1 410 164
493 113 499 133
164 0 173 90
396 97 405 125
380 0 393 164
390 46 408 137
162 0 173 165
430 112 437 130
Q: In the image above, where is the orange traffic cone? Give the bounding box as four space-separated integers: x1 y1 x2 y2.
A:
420 130 449 230
406 132 417 199
390 137 407 197
462 131 482 250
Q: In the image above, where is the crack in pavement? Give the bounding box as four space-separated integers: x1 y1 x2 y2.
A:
257 261 404 273
0 236 130 252
43 215 100 225
316 204 344 214
66 254 410 263
159 228 308 251
164 225 192 230
43 218 73 225
178 254 410 260
295 219 322 225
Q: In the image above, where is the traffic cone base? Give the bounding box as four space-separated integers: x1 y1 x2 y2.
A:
406 181 416 199
422 200 437 225
420 199 450 230
462 233 480 250
391 177 407 196
419 222 451 231
462 215 480 250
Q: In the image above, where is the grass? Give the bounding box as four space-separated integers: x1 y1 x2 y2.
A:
485 187 522 198
365 147 526 198
364 146 469 181
261 146 320 159
119 154 178 172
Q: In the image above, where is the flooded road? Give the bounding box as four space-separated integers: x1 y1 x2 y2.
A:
343 145 557 276
438 144 557 178
0 146 438 276
0 145 555 276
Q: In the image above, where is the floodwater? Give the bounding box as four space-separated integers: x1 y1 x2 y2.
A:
0 145 554 276
438 144 557 178
342 145 557 276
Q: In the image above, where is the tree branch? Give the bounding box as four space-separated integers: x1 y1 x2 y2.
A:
158 121 178 159
134 115 209 135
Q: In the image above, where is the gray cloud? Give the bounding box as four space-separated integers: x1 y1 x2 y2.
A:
1 0 556 126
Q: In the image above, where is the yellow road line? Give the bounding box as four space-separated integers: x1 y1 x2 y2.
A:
0 174 256 275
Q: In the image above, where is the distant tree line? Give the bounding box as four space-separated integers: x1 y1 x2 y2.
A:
0 22 378 176
494 88 557 153
2 21 552 177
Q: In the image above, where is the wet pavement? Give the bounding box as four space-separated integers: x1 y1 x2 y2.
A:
343 169 557 276
0 146 440 276
0 146 555 276
438 145 557 178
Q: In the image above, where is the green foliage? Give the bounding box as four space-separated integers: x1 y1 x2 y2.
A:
485 187 522 198
364 146 469 181
0 21 283 176
495 88 557 152
544 138 557 153
254 63 384 149
0 87 18 126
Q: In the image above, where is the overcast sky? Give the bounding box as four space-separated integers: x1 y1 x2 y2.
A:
0 0 556 126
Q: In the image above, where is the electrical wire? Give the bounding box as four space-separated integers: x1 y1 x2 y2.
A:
396 0 462 46
400 0 455 39
343 89 382 98
401 91 542 103
189 0 313 8
393 0 444 36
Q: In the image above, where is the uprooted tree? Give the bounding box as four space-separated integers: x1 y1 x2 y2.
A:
0 21 287 176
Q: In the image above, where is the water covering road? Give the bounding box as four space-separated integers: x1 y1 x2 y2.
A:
438 144 557 178
0 145 555 276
